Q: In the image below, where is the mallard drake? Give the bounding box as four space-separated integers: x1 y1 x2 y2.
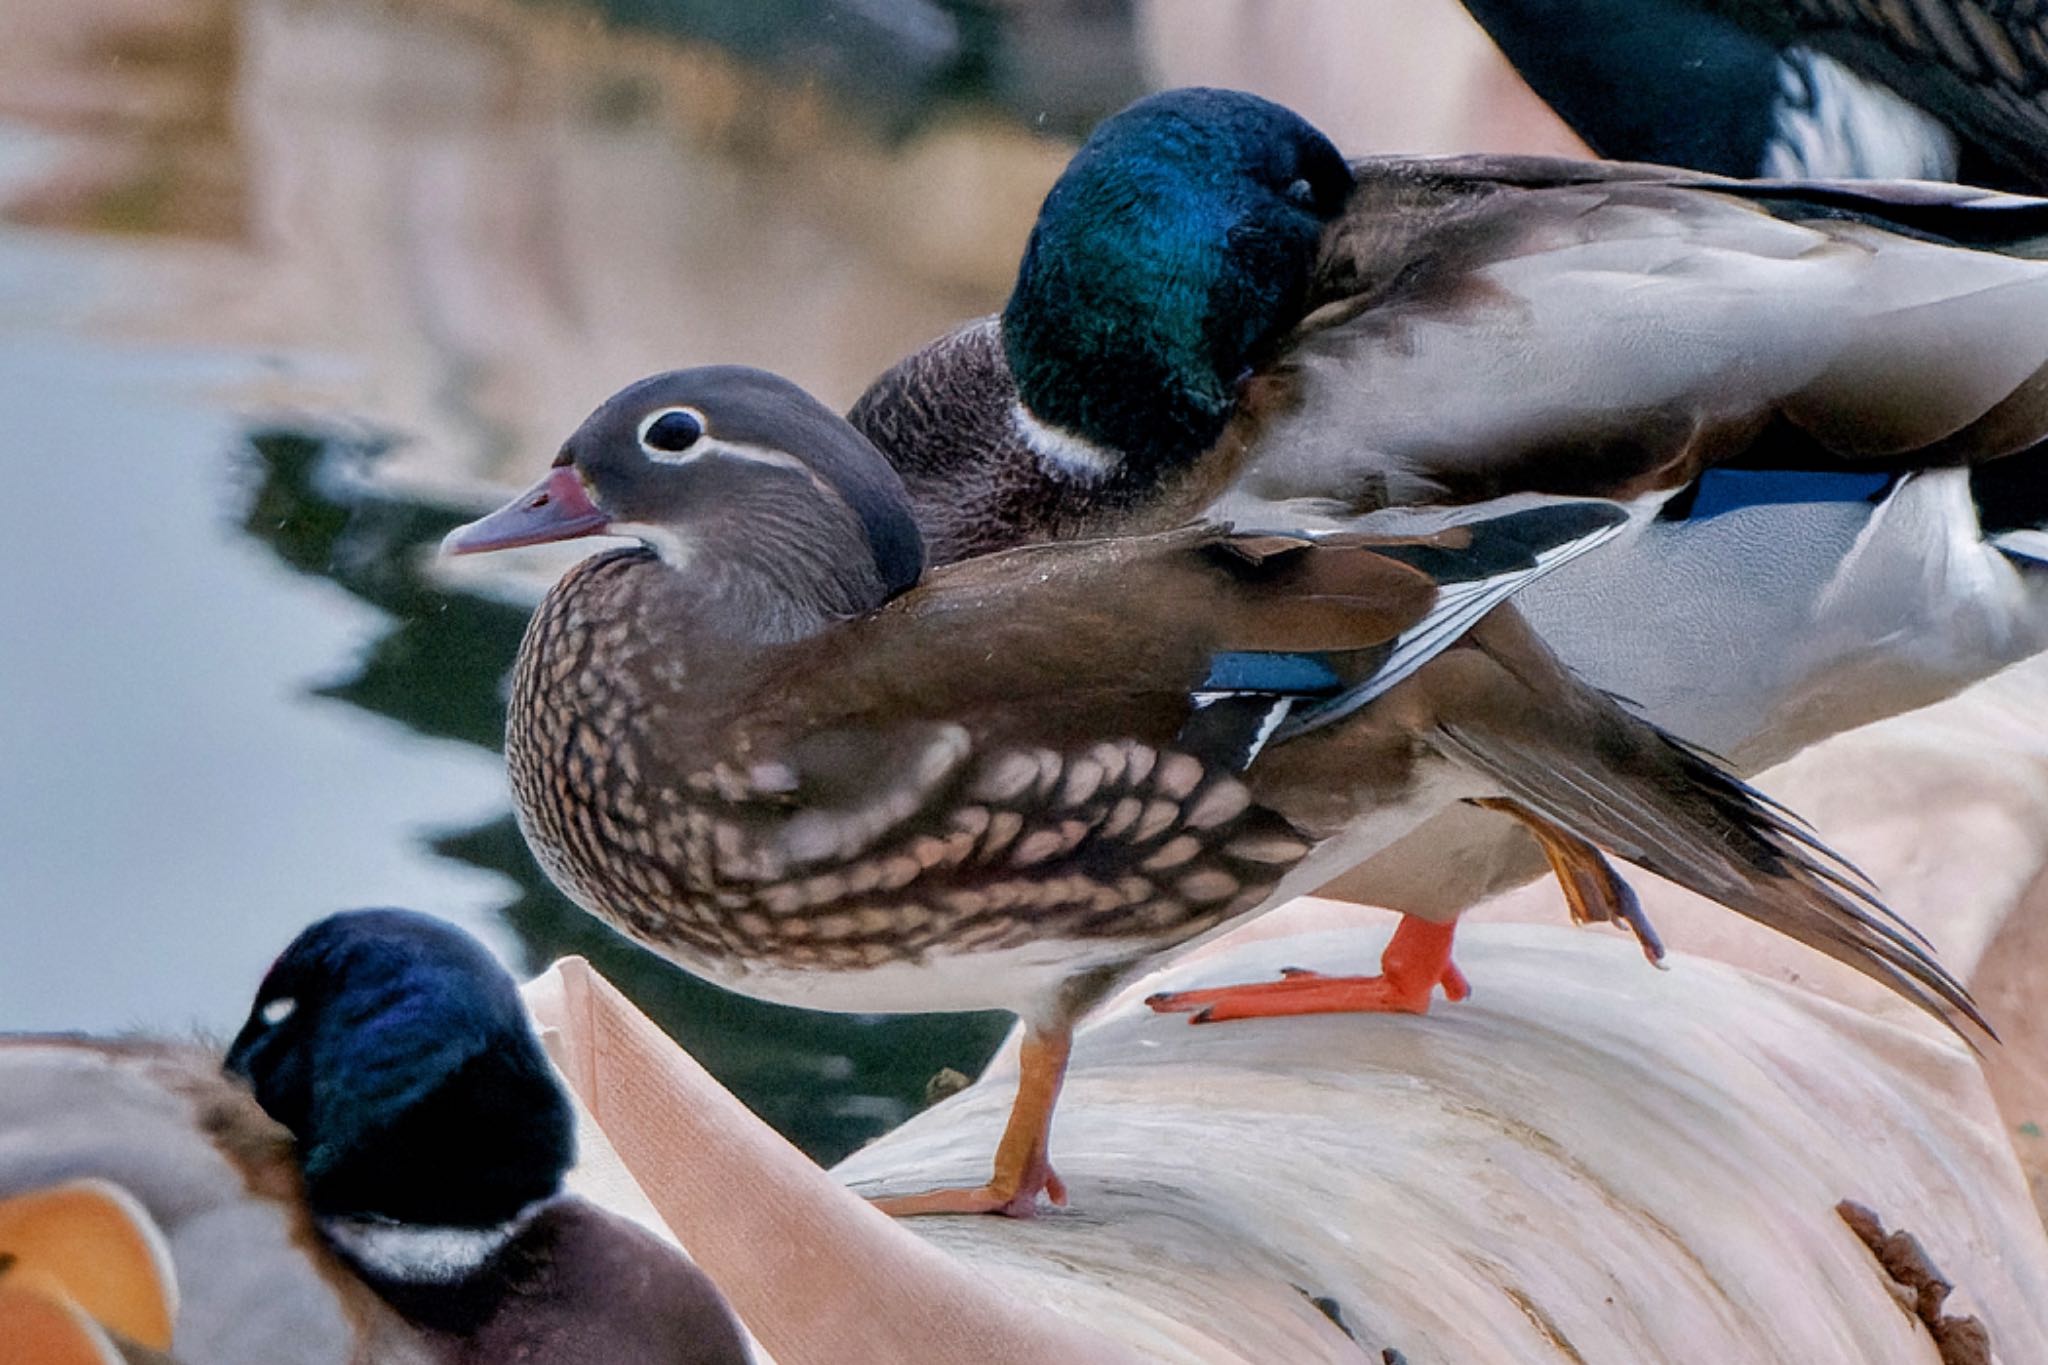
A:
847 85 2048 1004
0 909 750 1364
851 89 2048 710
443 364 1976 1217
1458 0 2047 187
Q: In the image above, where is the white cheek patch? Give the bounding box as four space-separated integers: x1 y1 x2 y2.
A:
260 997 296 1027
613 521 697 569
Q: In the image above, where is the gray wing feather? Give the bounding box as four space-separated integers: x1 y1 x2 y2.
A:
1278 499 1633 739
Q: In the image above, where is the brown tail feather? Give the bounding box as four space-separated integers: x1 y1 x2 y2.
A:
1430 697 1988 1041
1656 730 1892 905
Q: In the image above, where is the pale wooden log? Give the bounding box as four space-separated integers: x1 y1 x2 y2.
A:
525 959 1136 1365
528 904 2048 1363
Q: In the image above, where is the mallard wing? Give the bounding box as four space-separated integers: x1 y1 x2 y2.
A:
1226 158 2048 520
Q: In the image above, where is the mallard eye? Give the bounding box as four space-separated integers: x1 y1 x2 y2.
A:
638 407 705 457
260 996 297 1027
1284 177 1317 208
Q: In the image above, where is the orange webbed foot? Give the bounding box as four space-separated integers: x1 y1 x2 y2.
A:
1147 916 1467 1023
870 1162 1067 1219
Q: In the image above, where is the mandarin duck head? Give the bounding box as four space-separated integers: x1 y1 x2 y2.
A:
443 367 925 626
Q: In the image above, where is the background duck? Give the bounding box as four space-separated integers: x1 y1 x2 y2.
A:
0 909 749 1365
445 363 1975 1218
847 85 2048 985
852 87 2048 750
1457 0 2048 188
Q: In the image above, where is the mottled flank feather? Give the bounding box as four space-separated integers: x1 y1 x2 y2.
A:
507 527 1437 974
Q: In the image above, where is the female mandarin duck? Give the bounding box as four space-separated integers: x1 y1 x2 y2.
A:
844 85 2048 1021
1456 0 2048 187
0 909 749 1364
444 365 1976 1218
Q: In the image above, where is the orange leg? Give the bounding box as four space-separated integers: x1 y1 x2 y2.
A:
1147 915 1469 1023
1473 798 1664 963
871 1027 1071 1218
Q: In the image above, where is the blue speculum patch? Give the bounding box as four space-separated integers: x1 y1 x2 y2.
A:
1201 651 1344 695
1683 468 1893 521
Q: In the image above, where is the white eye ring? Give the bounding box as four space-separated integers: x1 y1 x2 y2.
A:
260 997 297 1027
637 406 708 461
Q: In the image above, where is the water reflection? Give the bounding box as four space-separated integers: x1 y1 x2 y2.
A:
0 314 512 1042
237 422 1010 1161
0 0 1094 1165
577 0 1143 137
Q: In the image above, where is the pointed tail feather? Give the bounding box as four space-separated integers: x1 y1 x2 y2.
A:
1432 699 1987 1041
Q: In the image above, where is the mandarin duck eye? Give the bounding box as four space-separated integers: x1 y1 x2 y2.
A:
640 408 705 455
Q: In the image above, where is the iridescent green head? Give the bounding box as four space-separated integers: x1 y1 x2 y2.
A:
1001 87 1352 484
